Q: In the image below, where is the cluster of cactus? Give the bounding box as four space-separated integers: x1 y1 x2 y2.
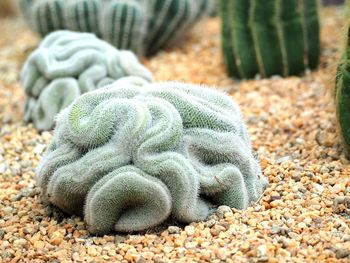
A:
335 27 350 157
220 0 321 79
21 30 153 131
36 80 269 234
18 0 217 56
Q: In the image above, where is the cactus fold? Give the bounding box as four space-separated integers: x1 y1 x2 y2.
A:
21 30 153 131
36 80 269 234
336 28 350 156
17 0 211 56
220 0 320 79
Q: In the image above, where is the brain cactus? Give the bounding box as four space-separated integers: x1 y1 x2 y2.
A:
36 80 269 234
18 0 215 56
21 30 153 131
336 27 350 157
220 0 320 79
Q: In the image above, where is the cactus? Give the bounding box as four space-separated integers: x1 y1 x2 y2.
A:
144 0 202 56
199 0 218 17
220 0 320 79
100 0 147 56
18 0 36 29
21 30 153 131
64 0 101 37
17 0 209 57
336 28 350 157
32 0 66 36
36 80 269 234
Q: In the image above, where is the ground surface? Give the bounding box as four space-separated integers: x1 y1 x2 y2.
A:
0 7 350 263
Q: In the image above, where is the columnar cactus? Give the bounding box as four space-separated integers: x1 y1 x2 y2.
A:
21 30 153 131
100 0 147 56
36 80 269 234
32 0 66 36
220 0 320 79
144 0 202 56
17 0 211 56
335 28 350 156
64 0 101 37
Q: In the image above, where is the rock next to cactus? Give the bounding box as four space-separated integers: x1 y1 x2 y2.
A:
21 30 153 131
36 80 268 234
220 0 320 79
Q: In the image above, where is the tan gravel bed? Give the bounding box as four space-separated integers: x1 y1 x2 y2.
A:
1 7 350 263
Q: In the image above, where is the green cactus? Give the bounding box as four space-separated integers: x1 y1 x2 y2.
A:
32 0 66 36
17 0 209 57
199 0 218 17
336 28 350 157
21 30 153 131
144 0 202 56
18 0 35 25
36 80 269 234
220 0 320 79
100 0 147 56
64 0 101 37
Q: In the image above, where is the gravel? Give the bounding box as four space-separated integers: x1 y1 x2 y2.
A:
0 6 350 263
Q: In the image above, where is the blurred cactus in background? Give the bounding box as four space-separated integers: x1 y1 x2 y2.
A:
335 23 350 157
144 0 202 56
65 0 101 37
32 0 66 35
322 0 345 5
100 0 147 56
17 0 217 56
220 0 320 79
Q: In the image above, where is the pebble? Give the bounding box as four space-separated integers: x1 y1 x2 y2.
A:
0 163 7 173
336 248 350 259
216 205 233 219
168 226 181 234
184 225 195 236
0 229 5 239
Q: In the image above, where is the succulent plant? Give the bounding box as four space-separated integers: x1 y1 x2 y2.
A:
17 0 35 28
335 28 350 157
100 0 147 56
220 0 320 79
36 80 269 234
32 0 66 36
17 0 211 56
144 0 202 56
21 30 153 131
64 0 101 37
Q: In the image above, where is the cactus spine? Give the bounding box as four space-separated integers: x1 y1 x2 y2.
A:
220 0 320 79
